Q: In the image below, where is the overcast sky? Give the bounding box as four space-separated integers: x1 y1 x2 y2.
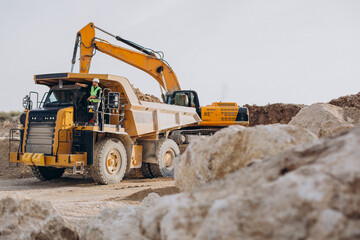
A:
1 0 359 111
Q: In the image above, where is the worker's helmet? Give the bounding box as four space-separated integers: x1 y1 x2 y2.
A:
92 78 100 83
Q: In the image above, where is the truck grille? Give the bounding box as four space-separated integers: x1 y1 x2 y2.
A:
25 122 55 155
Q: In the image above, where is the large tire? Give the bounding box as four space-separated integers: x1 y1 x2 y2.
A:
141 163 153 178
90 138 127 185
149 163 162 177
140 162 162 178
155 139 180 178
31 166 65 181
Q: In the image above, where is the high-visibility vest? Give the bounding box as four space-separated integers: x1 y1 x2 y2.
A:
90 86 102 103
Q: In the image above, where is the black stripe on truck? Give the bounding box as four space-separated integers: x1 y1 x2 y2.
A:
35 73 68 80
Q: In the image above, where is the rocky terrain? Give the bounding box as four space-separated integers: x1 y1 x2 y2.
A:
84 126 360 240
0 91 359 239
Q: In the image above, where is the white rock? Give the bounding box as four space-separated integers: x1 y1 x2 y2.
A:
142 192 161 208
289 103 355 137
82 206 146 240
0 197 78 240
175 124 317 192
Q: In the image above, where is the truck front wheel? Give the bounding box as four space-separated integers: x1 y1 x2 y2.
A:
91 138 127 185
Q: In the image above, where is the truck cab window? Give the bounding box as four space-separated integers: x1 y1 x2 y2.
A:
44 86 81 107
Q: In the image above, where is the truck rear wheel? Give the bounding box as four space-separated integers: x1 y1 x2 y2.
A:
141 163 153 178
155 139 180 178
31 166 65 181
140 162 162 178
91 138 127 185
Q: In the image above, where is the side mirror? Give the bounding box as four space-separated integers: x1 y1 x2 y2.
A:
108 92 120 109
22 91 39 110
22 95 32 110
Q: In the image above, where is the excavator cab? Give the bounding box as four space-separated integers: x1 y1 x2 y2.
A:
165 90 202 117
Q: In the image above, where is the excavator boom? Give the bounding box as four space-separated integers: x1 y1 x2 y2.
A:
74 22 181 93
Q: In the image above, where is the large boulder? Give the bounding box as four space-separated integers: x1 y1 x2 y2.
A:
0 197 78 240
175 124 317 192
84 127 360 240
289 103 356 137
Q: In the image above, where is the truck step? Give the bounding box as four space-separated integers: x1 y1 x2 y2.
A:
72 161 84 175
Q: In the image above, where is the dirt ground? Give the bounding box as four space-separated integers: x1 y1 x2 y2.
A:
1 135 178 233
0 175 178 232
1 138 178 232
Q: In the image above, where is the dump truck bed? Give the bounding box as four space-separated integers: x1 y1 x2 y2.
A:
34 73 201 138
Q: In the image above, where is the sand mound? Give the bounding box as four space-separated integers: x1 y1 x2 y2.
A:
329 92 360 109
84 127 360 240
245 103 303 126
123 187 179 202
0 197 78 240
289 103 357 137
175 124 317 192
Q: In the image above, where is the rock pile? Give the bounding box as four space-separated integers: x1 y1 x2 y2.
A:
83 127 360 240
0 197 78 240
175 124 317 192
289 103 358 137
132 85 161 103
245 103 303 126
329 92 360 109
244 92 360 127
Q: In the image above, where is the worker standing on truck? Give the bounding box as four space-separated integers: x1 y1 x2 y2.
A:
75 78 102 124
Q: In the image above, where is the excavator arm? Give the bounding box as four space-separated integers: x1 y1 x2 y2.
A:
72 22 181 94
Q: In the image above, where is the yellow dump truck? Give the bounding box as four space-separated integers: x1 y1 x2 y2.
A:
9 73 200 184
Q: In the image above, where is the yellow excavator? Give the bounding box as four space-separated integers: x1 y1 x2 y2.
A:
73 23 249 144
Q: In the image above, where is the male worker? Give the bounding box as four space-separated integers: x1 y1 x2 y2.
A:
75 78 102 124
